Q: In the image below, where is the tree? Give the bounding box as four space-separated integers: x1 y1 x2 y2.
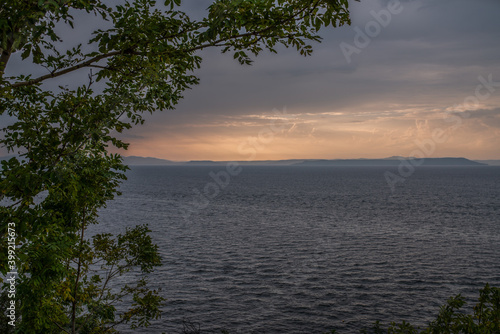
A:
0 0 355 332
359 284 500 334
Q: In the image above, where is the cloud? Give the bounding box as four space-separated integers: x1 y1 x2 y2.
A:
3 0 500 160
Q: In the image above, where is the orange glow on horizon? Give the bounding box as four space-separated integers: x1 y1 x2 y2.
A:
114 105 500 161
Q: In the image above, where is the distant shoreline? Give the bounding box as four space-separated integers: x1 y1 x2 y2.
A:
2 155 498 166
121 156 499 166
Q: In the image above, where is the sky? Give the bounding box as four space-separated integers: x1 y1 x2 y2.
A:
3 0 500 161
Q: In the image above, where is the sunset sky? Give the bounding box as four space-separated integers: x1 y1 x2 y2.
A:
4 0 500 161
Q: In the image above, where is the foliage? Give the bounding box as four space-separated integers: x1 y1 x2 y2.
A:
0 0 355 333
360 284 500 334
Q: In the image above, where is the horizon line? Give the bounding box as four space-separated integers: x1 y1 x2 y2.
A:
122 155 500 162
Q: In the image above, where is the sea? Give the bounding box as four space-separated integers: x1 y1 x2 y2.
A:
96 165 500 333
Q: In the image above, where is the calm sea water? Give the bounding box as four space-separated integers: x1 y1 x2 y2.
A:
97 166 500 333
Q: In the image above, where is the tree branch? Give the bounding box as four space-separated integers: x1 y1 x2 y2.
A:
8 1 321 88
71 208 87 334
185 0 320 53
10 50 125 88
50 318 70 334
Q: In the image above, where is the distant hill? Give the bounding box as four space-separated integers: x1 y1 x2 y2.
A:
122 156 307 166
1 155 494 167
185 160 220 165
475 160 500 166
121 156 489 166
122 156 178 165
296 157 486 166
185 159 307 166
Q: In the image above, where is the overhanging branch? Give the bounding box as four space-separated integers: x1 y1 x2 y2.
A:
10 50 125 88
